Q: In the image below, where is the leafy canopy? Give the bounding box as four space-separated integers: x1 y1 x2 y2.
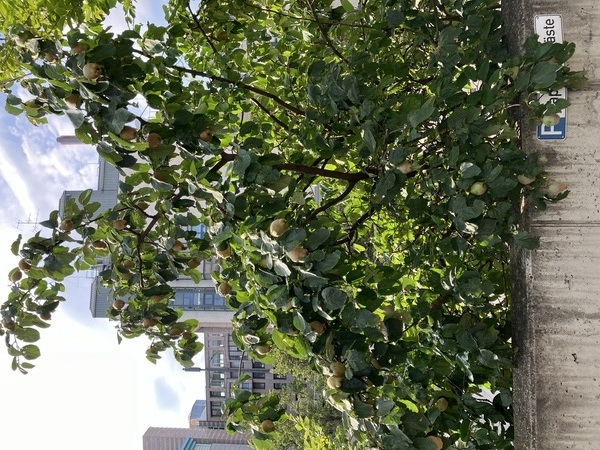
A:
1 0 582 448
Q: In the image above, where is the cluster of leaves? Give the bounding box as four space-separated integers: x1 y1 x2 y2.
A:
1 0 584 448
0 0 134 82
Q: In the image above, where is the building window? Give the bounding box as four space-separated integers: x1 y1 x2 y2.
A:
172 288 225 310
208 339 225 348
210 372 225 388
210 391 226 398
230 361 241 368
252 361 265 369
241 382 250 390
252 372 265 379
209 350 225 367
254 382 266 390
273 373 287 380
189 224 207 238
210 401 223 417
274 383 283 390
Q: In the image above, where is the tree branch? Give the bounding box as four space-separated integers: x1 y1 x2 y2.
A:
277 163 370 181
187 4 219 55
306 179 358 221
172 65 305 116
251 98 289 131
305 0 350 64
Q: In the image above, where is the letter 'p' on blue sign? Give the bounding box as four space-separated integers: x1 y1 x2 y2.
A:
535 15 567 140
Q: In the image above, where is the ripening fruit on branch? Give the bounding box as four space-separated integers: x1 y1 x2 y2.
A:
436 397 449 412
199 129 213 142
147 132 162 148
310 320 326 334
541 114 561 127
287 246 308 262
187 258 201 269
92 240 108 249
172 240 185 252
216 246 231 259
169 327 183 337
3 320 16 332
142 317 158 328
60 219 74 232
269 219 288 237
113 299 126 310
427 436 443 450
82 62 102 80
261 419 275 433
517 174 535 185
114 219 128 230
397 161 413 174
65 93 82 109
44 51 56 63
40 311 52 321
217 282 232 296
327 375 343 389
255 343 271 355
10 270 23 283
71 42 89 54
18 259 31 271
469 181 487 196
545 181 568 198
330 361 346 377
119 126 138 142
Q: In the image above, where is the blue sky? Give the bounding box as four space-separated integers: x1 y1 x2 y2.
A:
0 2 206 449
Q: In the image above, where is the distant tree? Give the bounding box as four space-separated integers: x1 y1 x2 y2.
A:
1 0 583 448
265 347 342 449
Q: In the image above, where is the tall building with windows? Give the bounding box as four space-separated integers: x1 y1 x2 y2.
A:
186 330 292 428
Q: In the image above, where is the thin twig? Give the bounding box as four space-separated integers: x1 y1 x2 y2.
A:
306 0 349 64
187 4 219 55
306 179 358 221
251 98 289 130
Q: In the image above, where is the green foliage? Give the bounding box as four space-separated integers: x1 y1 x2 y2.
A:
0 0 134 83
1 0 581 447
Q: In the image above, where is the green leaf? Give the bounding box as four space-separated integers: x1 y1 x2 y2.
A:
354 399 375 418
11 234 22 256
409 97 435 127
305 228 330 250
514 231 540 249
273 260 291 277
460 162 481 179
362 126 376 153
531 61 559 89
321 287 347 310
66 110 86 129
477 349 499 368
22 344 41 360
14 327 41 343
339 0 354 12
282 228 307 252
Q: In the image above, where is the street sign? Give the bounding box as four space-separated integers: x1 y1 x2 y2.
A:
535 15 567 140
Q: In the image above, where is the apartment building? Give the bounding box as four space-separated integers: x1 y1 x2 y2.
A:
186 330 292 428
